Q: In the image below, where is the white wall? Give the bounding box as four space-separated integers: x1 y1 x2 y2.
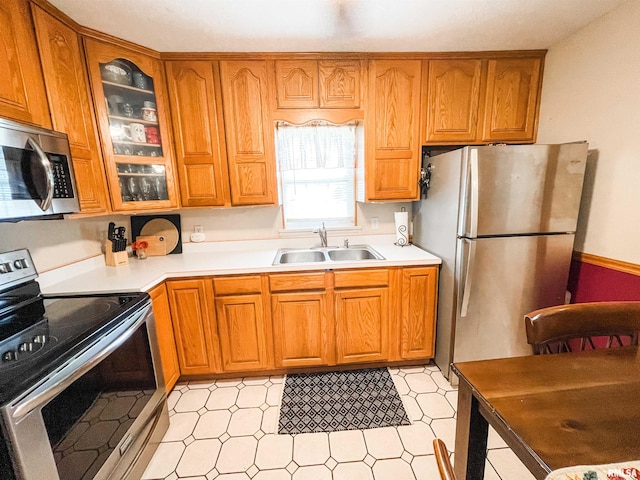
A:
0 202 410 273
537 0 640 264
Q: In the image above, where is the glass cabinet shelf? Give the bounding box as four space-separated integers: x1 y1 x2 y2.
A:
100 58 163 158
117 163 168 202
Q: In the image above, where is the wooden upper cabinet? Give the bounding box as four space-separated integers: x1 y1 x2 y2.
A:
0 0 50 127
482 57 543 143
366 60 421 201
166 279 218 375
425 59 483 144
165 60 231 207
274 59 362 110
31 6 110 214
275 60 318 108
319 60 361 109
219 60 277 206
149 283 180 392
84 38 179 212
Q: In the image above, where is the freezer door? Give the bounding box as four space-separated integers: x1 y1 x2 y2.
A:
459 143 588 237
446 234 575 372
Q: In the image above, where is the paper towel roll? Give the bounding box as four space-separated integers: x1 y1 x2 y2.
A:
394 211 409 245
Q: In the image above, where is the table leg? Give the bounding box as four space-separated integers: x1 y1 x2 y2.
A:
455 380 489 480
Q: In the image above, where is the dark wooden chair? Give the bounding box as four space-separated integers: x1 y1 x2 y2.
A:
433 438 456 480
525 302 640 355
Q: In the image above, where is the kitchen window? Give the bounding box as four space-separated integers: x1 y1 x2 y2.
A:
275 121 358 229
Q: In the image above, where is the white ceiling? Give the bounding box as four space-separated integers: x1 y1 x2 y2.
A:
49 0 627 53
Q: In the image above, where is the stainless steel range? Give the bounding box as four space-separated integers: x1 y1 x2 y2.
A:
0 249 169 480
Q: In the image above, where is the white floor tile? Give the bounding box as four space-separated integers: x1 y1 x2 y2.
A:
261 406 279 434
333 462 374 480
430 370 456 391
216 436 258 474
206 387 239 410
266 384 283 406
293 432 330 466
487 447 537 480
488 425 508 449
255 434 294 469
397 423 436 456
176 439 222 477
429 417 457 449
193 410 232 439
145 366 539 480
363 427 404 459
236 385 267 408
416 392 455 419
243 376 270 385
329 430 368 462
227 408 263 436
163 412 199 442
404 373 438 393
174 389 210 413
292 464 331 480
141 442 185 479
411 455 441 480
401 396 423 422
372 458 416 479
253 469 291 480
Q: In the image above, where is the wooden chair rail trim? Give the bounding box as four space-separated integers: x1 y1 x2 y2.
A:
573 251 640 277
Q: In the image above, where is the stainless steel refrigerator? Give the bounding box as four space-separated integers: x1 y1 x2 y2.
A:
412 143 588 379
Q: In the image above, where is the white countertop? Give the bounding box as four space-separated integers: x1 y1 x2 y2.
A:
39 234 441 295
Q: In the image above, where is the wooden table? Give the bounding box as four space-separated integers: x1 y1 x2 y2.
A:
452 346 640 480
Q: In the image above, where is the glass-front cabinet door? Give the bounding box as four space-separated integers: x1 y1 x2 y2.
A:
83 38 178 211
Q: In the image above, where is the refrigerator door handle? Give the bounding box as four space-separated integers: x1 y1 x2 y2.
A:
469 148 479 238
460 238 477 318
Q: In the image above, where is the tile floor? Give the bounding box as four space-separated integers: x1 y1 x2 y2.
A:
142 364 536 480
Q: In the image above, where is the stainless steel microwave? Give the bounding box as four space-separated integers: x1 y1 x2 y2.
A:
0 118 79 221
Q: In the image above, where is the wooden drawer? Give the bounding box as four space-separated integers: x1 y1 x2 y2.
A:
269 272 326 292
334 269 389 288
213 275 262 296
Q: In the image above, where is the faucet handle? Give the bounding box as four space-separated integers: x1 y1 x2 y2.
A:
344 239 349 248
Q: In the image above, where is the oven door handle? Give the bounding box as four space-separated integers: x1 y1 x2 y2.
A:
10 305 150 421
26 136 55 212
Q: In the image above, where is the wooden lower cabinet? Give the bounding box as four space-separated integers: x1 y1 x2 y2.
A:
335 286 389 364
215 294 270 372
161 266 437 382
400 267 438 359
149 283 180 392
272 292 331 367
166 279 218 375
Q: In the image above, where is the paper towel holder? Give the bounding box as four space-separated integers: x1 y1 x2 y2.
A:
394 206 411 247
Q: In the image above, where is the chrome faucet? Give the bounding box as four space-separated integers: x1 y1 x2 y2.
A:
313 223 328 248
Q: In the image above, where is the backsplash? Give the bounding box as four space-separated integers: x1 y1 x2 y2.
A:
0 203 412 273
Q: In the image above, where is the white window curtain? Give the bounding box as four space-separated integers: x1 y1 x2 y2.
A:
275 121 357 229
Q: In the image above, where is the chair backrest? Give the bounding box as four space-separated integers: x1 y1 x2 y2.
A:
525 302 640 355
433 438 456 480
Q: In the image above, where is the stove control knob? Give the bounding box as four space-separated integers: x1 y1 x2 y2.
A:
2 351 18 362
33 335 47 344
19 342 34 353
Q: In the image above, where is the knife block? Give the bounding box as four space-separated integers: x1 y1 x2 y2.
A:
105 240 129 267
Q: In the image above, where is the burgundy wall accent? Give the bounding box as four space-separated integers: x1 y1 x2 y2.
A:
568 259 640 303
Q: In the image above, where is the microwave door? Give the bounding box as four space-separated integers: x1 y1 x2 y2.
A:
23 137 54 212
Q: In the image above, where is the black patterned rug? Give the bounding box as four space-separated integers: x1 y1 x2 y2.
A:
277 368 410 434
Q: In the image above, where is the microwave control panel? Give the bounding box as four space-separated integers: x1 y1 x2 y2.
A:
50 154 74 199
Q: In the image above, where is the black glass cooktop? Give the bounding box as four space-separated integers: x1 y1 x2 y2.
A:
0 290 149 405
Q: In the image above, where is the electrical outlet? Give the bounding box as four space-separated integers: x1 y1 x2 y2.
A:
371 217 379 229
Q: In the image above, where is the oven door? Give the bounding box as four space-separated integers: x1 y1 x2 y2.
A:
0 303 168 480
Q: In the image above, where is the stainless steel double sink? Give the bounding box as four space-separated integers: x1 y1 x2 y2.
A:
273 245 385 265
